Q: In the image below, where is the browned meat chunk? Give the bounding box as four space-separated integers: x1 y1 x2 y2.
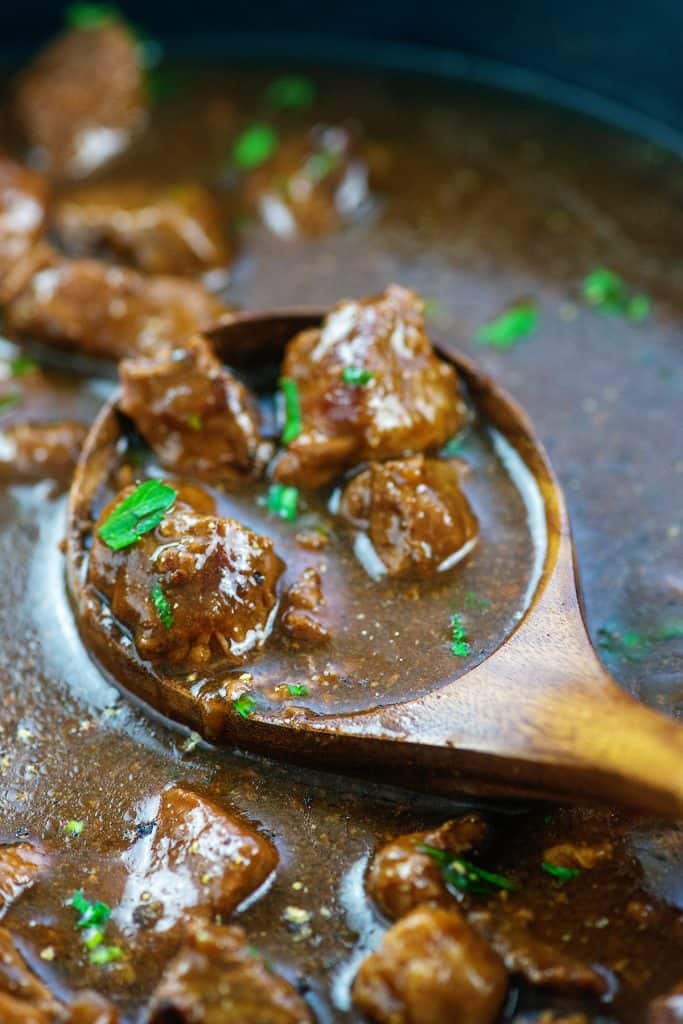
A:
67 992 120 1023
649 980 683 1022
0 421 86 488
0 926 63 1023
4 252 225 360
542 841 614 870
14 23 147 180
0 156 49 300
117 784 278 941
367 815 490 921
244 125 370 239
340 455 478 578
119 336 270 487
275 285 466 488
280 567 329 643
88 484 284 668
468 906 608 995
0 841 49 911
352 905 507 1024
147 921 312 1023
54 182 232 278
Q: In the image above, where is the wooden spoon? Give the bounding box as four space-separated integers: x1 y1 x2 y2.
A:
66 310 683 818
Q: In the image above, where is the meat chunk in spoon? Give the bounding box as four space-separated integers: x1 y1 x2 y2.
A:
88 483 284 668
14 22 147 180
339 455 478 578
117 784 278 941
147 921 313 1023
352 905 508 1024
0 156 49 300
4 251 225 360
274 284 466 488
119 335 270 487
54 182 232 278
0 841 50 912
0 421 87 490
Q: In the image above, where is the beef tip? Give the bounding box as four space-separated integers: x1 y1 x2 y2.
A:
0 841 50 911
119 336 270 487
88 484 284 668
53 182 232 278
4 251 225 360
0 926 63 1023
0 156 49 300
352 905 507 1024
367 815 490 921
147 921 312 1023
244 125 370 239
14 22 147 180
274 285 466 488
0 421 86 489
542 841 614 870
280 567 329 643
339 455 478 578
467 906 608 995
67 992 120 1023
117 784 278 941
649 981 683 1023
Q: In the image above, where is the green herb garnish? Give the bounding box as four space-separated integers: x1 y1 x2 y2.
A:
287 684 309 697
279 376 303 444
151 584 173 630
581 269 650 322
65 820 84 838
89 945 123 965
474 302 538 348
69 891 111 929
233 693 258 719
98 480 177 551
441 434 466 457
0 393 21 415
232 124 279 170
65 3 119 29
265 483 299 523
83 926 104 951
342 366 374 387
542 861 581 883
597 621 683 662
450 612 470 657
419 844 516 895
10 355 39 377
266 75 316 110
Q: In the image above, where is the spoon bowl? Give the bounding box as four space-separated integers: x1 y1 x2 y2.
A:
66 309 683 817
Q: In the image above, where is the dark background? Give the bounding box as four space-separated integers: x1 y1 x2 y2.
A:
2 0 682 142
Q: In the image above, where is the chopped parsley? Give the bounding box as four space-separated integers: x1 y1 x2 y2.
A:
65 2 119 29
232 124 279 170
279 376 303 444
450 612 470 657
474 302 538 348
542 861 581 883
10 355 39 377
581 268 650 322
233 693 258 719
342 366 374 387
98 480 177 551
266 75 316 110
64 820 85 838
69 891 111 929
287 683 309 697
0 393 21 415
419 844 516 895
441 434 466 457
89 945 123 965
265 483 299 522
151 584 173 630
69 890 122 965
597 621 683 662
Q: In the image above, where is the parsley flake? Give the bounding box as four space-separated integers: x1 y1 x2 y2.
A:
89 945 123 965
474 302 538 348
287 684 308 697
65 820 85 838
581 268 650 322
233 693 258 719
10 355 39 377
232 124 279 170
279 376 303 444
419 844 516 895
542 861 581 883
342 366 374 387
450 612 470 657
98 480 177 551
441 434 466 457
266 75 316 110
151 584 173 630
65 3 120 29
265 483 299 522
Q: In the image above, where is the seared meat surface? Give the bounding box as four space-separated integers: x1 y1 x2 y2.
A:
280 566 329 643
0 156 49 300
0 842 49 913
275 285 465 488
0 420 86 489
